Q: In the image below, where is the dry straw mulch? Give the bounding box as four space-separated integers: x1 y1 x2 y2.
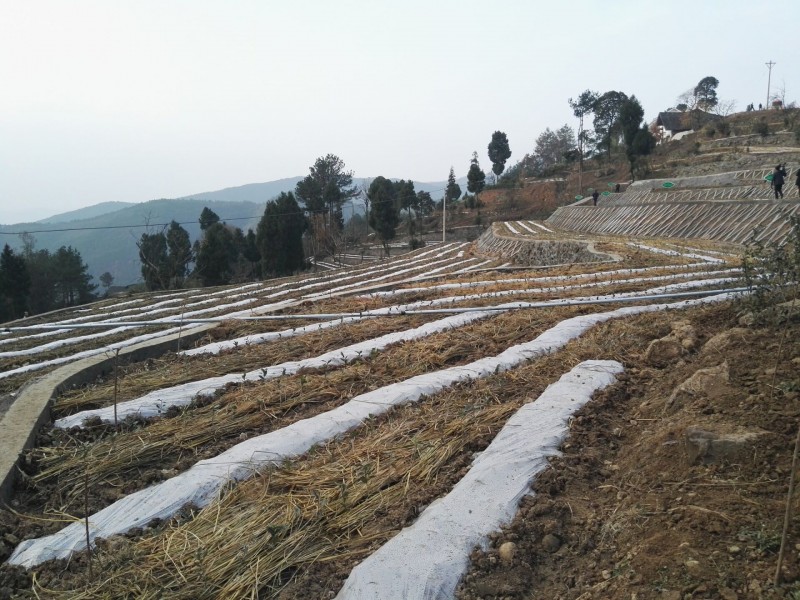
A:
24 307 582 518
30 303 685 599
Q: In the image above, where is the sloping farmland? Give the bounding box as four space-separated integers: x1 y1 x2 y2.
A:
0 235 746 598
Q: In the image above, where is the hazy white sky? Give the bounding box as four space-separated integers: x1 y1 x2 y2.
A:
1 0 797 223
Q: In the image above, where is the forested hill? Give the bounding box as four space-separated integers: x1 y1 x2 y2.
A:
1 176 463 287
36 202 137 224
0 198 267 286
177 178 305 203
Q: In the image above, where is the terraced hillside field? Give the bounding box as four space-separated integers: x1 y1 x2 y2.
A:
0 229 798 600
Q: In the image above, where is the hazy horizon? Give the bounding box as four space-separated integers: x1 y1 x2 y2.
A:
2 0 797 223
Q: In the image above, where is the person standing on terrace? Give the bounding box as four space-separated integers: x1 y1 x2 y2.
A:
772 164 786 199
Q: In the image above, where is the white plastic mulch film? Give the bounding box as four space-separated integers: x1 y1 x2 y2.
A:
56 278 734 428
8 294 734 568
336 359 623 600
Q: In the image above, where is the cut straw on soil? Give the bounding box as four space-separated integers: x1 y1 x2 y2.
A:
17 302 710 599
8 293 735 568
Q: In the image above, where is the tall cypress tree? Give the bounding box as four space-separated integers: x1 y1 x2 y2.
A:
466 151 486 206
445 167 462 203
488 131 512 177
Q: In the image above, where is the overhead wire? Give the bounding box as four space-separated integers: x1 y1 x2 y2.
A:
0 182 455 236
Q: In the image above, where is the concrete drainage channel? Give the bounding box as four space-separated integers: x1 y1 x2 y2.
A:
0 325 213 503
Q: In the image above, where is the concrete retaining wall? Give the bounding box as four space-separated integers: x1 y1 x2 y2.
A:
0 326 211 503
547 200 800 245
476 223 612 265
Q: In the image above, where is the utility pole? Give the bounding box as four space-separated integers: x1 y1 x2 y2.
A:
577 113 584 193
442 193 446 243
766 60 776 109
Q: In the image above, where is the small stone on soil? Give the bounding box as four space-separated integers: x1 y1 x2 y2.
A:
541 533 561 553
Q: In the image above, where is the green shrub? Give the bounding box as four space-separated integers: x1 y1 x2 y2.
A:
716 120 731 136
703 124 716 138
740 215 800 321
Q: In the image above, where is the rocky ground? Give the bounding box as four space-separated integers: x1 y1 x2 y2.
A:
456 302 800 600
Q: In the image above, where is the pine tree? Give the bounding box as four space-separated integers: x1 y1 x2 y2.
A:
568 90 599 190
368 176 400 255
593 91 629 157
415 191 434 216
694 76 719 110
165 221 192 287
395 180 417 238
99 272 114 290
25 249 57 314
199 207 221 231
256 192 306 277
52 246 96 306
195 223 237 286
138 232 169 290
295 154 356 230
0 244 31 321
242 229 262 279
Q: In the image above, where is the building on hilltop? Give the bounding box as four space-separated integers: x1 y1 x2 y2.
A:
655 109 721 142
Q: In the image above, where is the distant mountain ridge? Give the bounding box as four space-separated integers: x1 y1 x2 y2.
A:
177 176 461 204
177 177 305 204
37 201 137 224
0 175 464 286
1 198 267 286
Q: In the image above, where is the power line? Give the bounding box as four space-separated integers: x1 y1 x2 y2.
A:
0 184 454 236
0 216 255 235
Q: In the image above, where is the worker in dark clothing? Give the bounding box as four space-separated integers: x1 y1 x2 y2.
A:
772 164 786 199
795 169 800 197
591 190 600 206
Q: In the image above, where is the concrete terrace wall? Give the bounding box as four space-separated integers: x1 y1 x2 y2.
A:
476 223 612 266
604 169 797 207
546 200 800 245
